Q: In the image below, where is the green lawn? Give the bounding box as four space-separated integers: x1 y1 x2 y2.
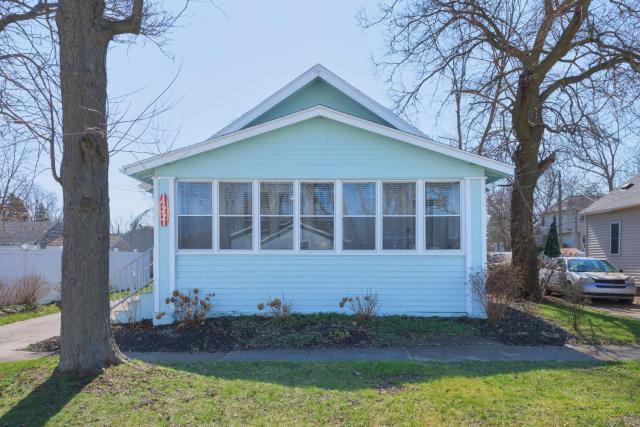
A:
538 303 640 345
0 304 59 326
1 357 639 426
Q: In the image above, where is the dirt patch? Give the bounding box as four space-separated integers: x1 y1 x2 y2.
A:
26 308 574 354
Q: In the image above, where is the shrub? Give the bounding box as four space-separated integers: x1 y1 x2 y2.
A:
257 295 294 320
160 288 214 328
339 290 380 321
470 264 518 322
0 275 50 308
560 281 587 333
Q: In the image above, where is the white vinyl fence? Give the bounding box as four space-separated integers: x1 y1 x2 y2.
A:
0 246 150 303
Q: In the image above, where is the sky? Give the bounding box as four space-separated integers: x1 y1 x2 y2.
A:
37 1 447 222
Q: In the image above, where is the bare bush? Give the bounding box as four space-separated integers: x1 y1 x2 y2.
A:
0 275 50 308
257 295 294 320
339 290 380 321
158 288 214 328
470 265 518 322
561 281 587 334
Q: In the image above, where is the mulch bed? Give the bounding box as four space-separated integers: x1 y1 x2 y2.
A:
27 304 574 354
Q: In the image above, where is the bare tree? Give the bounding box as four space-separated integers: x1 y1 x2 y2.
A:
363 0 640 298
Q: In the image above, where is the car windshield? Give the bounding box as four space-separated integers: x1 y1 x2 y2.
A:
567 259 619 273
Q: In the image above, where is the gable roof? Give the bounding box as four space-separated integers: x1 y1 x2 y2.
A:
544 195 600 214
0 221 62 246
581 175 640 215
211 64 426 138
122 105 513 180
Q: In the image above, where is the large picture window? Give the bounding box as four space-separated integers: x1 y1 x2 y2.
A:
260 182 294 250
342 182 376 250
177 182 212 249
218 182 252 250
382 182 416 250
425 182 461 250
300 182 334 250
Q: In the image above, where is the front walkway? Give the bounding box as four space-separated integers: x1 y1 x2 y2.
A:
126 343 640 363
0 313 60 362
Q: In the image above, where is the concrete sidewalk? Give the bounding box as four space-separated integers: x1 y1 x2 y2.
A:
126 343 640 364
0 313 60 362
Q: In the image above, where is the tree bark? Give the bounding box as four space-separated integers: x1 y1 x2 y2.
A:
56 0 122 373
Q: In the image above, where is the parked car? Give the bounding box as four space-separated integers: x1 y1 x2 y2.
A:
540 257 637 303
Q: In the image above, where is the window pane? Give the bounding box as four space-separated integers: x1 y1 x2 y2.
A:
611 223 620 254
343 182 375 215
219 217 252 250
219 182 252 215
383 182 415 215
382 217 415 249
425 182 460 215
178 216 212 249
177 182 211 215
261 182 293 215
300 182 334 215
301 217 334 250
261 217 293 250
343 217 375 250
426 216 461 249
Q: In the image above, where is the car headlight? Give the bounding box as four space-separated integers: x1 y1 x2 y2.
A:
626 277 636 285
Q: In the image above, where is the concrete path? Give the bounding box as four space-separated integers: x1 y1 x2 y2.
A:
0 313 60 362
126 343 640 364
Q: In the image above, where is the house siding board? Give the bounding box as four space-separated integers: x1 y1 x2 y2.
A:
586 207 640 281
175 255 467 315
156 118 484 179
245 79 393 130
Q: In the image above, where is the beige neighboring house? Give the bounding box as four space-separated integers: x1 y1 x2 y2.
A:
535 195 599 251
582 175 640 283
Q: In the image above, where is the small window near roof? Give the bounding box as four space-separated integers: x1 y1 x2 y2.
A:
610 222 620 255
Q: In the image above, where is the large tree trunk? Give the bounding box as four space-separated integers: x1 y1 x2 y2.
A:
56 0 121 372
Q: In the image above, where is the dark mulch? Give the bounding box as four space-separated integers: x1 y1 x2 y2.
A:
26 305 574 354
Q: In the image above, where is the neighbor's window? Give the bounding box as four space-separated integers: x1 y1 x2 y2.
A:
610 222 620 255
177 182 212 250
425 182 461 249
218 182 252 250
300 182 334 250
342 182 376 250
382 182 416 250
260 182 294 250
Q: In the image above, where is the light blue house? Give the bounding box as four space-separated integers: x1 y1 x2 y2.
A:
122 65 513 324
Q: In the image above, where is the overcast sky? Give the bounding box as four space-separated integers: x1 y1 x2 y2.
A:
37 1 449 222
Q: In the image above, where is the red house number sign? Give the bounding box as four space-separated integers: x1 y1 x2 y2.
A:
159 193 169 227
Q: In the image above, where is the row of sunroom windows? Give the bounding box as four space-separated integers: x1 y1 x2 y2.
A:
176 180 461 252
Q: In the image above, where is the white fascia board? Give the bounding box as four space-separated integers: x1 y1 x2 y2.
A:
121 105 514 177
210 64 425 138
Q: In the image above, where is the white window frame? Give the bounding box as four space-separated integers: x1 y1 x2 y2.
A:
610 221 621 255
341 180 377 252
174 178 467 256
217 180 254 253
380 180 418 252
424 181 462 251
299 180 336 252
176 179 214 251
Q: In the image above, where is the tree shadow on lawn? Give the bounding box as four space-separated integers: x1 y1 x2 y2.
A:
0 368 99 427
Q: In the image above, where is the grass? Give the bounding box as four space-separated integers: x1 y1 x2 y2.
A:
538 303 640 345
0 357 639 426
0 304 59 326
109 281 153 303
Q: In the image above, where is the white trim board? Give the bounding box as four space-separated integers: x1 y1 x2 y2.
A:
211 64 424 139
122 105 514 178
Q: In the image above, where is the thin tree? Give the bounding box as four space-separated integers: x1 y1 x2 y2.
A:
363 0 640 298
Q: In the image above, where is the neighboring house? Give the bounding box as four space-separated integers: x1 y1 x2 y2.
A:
582 175 640 282
0 220 62 248
534 195 598 250
110 226 154 252
122 64 513 324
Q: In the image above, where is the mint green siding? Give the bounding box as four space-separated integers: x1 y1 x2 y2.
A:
156 117 484 179
245 79 393 129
